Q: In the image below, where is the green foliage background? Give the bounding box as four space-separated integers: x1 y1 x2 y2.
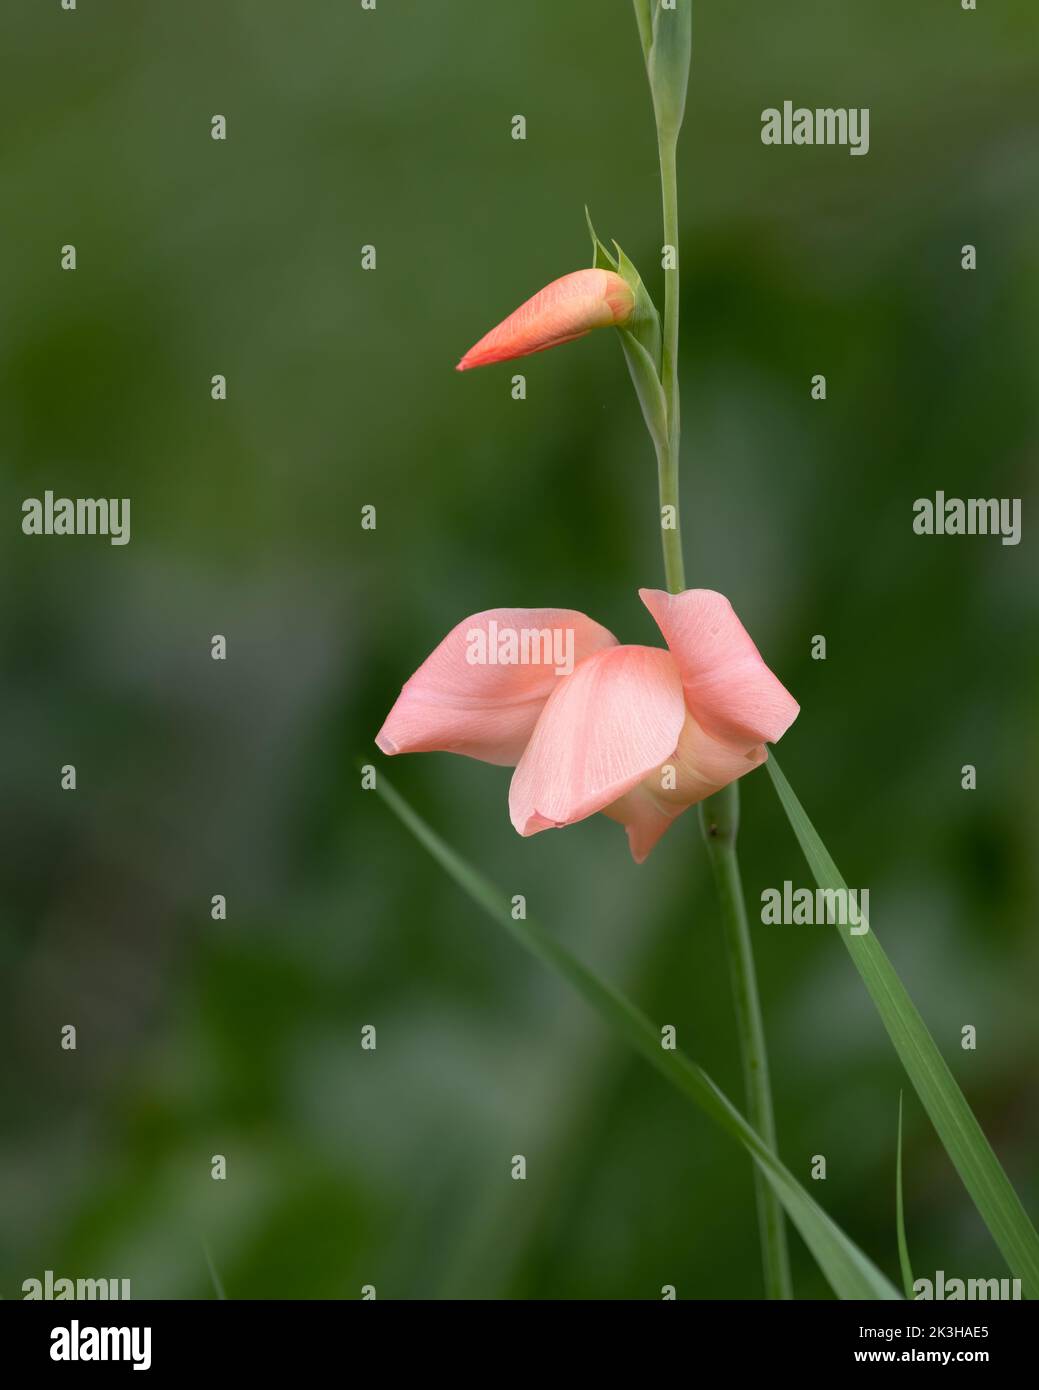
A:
1 0 1036 1299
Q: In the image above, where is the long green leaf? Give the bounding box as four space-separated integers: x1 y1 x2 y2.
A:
896 1093 915 1299
766 753 1039 1297
373 771 900 1300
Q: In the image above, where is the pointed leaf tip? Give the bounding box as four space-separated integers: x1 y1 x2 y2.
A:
585 206 618 272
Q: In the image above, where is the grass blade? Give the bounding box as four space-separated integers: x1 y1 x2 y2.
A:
373 771 900 1300
896 1093 915 1299
766 753 1039 1297
202 1238 227 1300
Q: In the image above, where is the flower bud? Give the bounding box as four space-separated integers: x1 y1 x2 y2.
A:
456 268 635 371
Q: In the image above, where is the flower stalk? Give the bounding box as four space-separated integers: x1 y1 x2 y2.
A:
638 0 791 1299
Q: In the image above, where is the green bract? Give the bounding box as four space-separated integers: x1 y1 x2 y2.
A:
634 0 693 142
585 209 667 454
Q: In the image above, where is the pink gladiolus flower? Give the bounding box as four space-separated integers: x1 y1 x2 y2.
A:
376 590 799 862
456 268 635 371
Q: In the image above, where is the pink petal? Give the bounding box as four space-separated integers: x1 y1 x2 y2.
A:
600 787 690 865
603 711 768 862
376 608 618 766
640 588 799 748
508 645 686 836
456 269 634 371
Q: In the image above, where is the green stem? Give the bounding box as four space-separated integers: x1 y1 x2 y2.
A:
657 131 685 595
654 117 791 1297
699 784 792 1299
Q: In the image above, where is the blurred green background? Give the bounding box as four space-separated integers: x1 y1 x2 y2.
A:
2 0 1036 1300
